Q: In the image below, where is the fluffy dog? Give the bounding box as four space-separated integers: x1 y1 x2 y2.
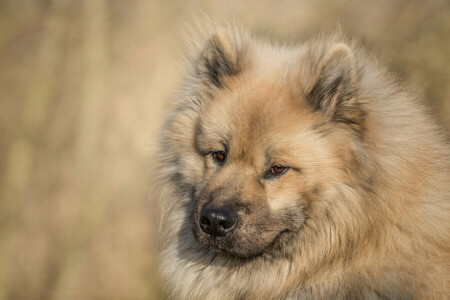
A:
157 23 450 299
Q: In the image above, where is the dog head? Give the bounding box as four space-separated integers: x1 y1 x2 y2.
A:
165 28 367 259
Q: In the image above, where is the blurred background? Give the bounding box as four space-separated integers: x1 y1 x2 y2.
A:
0 0 449 299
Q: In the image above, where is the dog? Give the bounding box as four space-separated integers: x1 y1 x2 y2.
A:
156 22 450 299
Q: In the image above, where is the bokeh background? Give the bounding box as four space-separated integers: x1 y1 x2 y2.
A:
0 0 449 299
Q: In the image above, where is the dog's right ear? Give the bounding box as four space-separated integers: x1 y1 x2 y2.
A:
195 30 240 88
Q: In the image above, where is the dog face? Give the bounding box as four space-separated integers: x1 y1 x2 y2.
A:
187 32 363 258
192 81 312 258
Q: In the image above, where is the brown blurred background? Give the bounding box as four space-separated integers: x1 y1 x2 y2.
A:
0 0 449 299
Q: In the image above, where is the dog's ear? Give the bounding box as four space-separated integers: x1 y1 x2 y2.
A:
304 43 362 126
195 30 239 88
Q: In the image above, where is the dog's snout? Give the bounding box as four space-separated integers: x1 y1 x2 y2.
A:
200 207 237 236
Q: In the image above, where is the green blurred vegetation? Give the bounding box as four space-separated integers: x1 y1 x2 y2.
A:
0 0 448 299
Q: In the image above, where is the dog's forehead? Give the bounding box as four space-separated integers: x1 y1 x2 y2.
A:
201 77 317 154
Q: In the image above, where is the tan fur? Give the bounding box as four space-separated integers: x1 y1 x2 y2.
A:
157 21 450 299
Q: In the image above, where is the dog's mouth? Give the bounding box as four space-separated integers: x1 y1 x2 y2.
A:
200 229 293 259
191 200 306 259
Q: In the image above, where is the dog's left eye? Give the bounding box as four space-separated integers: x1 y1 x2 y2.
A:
264 164 289 179
271 165 288 175
212 151 226 164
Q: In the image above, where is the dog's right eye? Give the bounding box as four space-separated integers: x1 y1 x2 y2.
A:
212 151 226 164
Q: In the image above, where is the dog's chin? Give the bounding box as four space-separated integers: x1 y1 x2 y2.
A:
197 229 293 260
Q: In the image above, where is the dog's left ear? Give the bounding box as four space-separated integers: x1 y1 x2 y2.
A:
196 30 240 88
304 43 362 125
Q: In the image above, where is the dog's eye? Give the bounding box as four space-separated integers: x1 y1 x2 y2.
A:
212 151 226 164
270 165 288 176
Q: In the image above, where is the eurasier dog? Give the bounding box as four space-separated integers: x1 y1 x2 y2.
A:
157 22 450 299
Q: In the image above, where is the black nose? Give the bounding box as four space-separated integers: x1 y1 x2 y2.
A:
199 207 237 237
